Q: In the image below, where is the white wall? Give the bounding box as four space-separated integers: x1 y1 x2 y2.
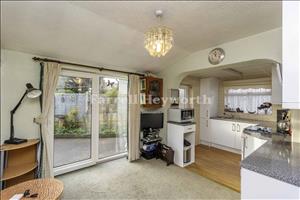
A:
1 49 41 143
158 28 282 141
159 28 282 88
1 27 299 144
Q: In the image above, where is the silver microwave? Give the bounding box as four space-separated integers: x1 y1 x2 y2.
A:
168 108 194 123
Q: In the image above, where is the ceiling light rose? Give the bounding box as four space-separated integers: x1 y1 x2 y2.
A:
144 10 174 57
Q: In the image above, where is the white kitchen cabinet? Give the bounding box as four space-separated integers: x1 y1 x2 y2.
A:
234 123 242 150
235 122 255 150
271 64 282 104
282 1 300 109
199 118 210 143
210 119 257 151
241 168 300 199
199 78 219 117
210 119 235 148
200 105 210 118
199 78 219 144
167 123 195 167
242 134 267 159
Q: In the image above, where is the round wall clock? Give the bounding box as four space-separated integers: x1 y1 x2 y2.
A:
208 48 225 65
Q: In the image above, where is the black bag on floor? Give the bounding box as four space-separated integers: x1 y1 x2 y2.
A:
156 143 174 166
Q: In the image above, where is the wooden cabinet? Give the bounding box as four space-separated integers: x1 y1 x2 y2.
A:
0 139 39 188
140 76 163 108
282 1 300 109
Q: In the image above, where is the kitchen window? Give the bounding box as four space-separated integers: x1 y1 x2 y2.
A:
224 87 272 115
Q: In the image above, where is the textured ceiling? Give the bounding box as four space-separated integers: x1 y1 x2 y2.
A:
1 1 281 72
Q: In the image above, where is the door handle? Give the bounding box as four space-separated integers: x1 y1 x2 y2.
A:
237 124 240 132
232 123 236 131
242 135 247 160
206 120 208 127
206 110 208 117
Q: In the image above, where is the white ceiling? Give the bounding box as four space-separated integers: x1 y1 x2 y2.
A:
1 1 281 72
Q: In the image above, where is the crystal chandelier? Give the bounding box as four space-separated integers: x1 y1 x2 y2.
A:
144 10 174 57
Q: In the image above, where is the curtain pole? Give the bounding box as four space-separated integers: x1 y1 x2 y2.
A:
32 57 145 77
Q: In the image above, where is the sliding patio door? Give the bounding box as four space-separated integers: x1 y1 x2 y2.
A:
53 70 98 175
98 75 128 159
53 70 128 175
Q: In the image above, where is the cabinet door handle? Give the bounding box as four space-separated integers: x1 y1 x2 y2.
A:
206 110 208 117
232 124 236 131
237 124 240 132
206 120 208 127
242 136 247 159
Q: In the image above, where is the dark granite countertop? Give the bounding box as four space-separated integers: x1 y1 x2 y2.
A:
241 125 300 187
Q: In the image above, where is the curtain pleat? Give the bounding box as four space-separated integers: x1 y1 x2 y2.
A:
224 87 271 113
36 62 61 177
128 75 141 161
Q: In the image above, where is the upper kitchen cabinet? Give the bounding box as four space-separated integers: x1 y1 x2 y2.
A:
282 1 300 109
140 76 163 108
200 78 219 117
271 64 282 104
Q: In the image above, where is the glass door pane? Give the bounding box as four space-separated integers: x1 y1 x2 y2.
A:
99 76 128 158
54 75 92 167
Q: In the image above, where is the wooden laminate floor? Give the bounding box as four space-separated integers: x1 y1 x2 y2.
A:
186 144 241 192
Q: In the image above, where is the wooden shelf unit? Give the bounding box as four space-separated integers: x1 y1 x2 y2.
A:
1 139 39 188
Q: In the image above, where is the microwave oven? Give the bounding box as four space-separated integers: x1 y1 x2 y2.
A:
168 108 194 123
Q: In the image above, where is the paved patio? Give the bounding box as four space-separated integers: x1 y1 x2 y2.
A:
54 137 127 167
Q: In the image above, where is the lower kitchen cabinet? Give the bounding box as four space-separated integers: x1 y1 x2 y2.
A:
241 168 300 199
200 118 210 143
235 122 255 150
211 119 235 148
209 119 257 151
242 134 267 159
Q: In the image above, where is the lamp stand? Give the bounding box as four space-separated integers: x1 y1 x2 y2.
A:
4 91 28 144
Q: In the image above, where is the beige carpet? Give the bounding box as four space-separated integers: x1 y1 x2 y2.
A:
57 158 240 199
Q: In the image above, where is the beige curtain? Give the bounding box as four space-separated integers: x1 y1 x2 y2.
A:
36 62 61 177
128 74 141 161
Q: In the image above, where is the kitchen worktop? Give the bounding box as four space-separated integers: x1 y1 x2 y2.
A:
241 126 300 187
167 121 196 126
210 116 274 126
